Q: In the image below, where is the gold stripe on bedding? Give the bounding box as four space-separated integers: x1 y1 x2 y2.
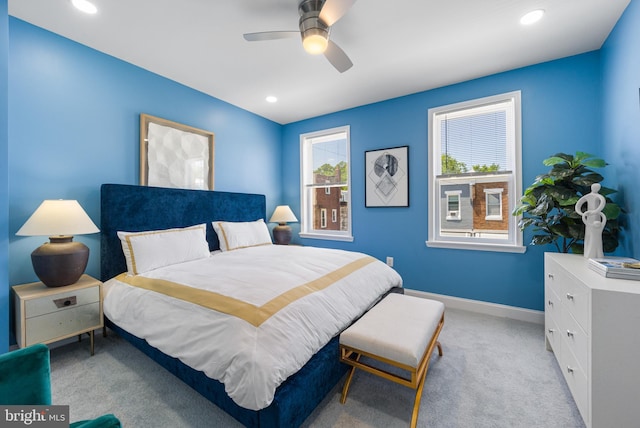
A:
116 255 376 327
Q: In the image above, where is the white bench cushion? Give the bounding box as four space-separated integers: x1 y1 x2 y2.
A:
340 293 444 368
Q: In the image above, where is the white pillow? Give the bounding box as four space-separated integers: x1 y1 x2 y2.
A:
212 219 272 251
117 224 210 275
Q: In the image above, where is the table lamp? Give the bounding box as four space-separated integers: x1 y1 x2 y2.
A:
16 200 100 287
269 205 298 245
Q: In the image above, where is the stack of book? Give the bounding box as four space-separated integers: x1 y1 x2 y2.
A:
588 257 640 280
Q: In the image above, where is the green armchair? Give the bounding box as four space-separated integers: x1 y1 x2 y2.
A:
0 344 121 428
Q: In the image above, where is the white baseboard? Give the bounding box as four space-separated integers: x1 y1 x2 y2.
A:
404 289 544 325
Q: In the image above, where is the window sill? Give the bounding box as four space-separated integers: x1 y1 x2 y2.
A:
300 232 354 242
426 240 527 253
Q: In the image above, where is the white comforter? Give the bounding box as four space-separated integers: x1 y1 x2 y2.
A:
103 245 402 410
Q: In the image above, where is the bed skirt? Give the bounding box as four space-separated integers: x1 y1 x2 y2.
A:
105 318 349 427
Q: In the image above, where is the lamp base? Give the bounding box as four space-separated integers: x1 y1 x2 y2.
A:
31 236 89 287
273 225 293 245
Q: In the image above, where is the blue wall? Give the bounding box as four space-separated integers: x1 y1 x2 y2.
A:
8 18 282 288
602 0 640 259
0 0 9 353
283 52 604 311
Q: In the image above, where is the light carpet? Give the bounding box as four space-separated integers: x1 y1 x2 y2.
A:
49 308 585 427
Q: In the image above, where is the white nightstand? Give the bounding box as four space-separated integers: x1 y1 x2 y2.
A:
13 274 104 355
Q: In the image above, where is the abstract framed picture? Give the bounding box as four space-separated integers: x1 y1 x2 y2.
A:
365 145 409 207
140 114 215 190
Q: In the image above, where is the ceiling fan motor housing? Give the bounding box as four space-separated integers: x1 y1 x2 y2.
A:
299 0 329 44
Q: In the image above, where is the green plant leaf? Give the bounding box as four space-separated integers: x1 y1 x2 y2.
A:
558 196 580 207
567 222 585 240
603 231 619 253
513 205 528 217
574 151 595 163
572 173 603 186
580 158 607 168
549 167 575 180
544 156 569 166
531 234 555 245
602 203 621 220
517 217 537 230
569 242 584 254
546 186 575 202
549 223 572 238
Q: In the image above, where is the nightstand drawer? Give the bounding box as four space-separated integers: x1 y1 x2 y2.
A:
13 275 104 355
25 302 100 345
25 286 99 318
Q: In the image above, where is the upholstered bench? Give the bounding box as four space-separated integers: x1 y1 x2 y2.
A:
339 293 444 428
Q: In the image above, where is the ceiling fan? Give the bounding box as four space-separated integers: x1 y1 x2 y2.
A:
243 0 357 73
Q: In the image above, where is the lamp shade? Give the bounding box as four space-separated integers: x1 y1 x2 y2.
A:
269 205 298 225
16 200 99 287
16 200 99 236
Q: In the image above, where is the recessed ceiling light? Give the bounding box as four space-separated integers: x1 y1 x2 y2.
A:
71 0 97 15
520 9 544 25
266 96 278 103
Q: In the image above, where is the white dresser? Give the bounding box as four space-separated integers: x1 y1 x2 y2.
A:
545 253 640 428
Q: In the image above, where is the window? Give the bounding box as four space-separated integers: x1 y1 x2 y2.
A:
445 191 462 220
427 91 524 252
300 126 353 241
485 188 503 221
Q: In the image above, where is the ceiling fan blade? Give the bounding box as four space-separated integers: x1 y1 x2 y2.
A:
319 0 357 26
324 40 353 73
243 31 299 42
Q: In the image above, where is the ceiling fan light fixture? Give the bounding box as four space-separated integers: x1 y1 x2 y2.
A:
303 33 328 55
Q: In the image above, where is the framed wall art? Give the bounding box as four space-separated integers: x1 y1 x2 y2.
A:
365 145 409 207
140 114 215 190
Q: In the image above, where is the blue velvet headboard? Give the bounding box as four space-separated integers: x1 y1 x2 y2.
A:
100 184 266 282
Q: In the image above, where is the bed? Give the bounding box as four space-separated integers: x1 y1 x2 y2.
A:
99 183 402 427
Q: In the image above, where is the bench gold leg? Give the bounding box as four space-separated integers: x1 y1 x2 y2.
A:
436 341 443 357
340 352 361 404
340 365 357 404
411 371 428 428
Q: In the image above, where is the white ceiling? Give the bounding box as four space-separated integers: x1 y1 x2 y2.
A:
9 0 630 125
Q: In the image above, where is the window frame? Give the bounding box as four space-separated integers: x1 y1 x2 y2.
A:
426 91 525 253
445 190 462 220
484 188 504 221
299 125 353 242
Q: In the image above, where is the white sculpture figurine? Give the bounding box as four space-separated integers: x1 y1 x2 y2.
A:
575 183 607 259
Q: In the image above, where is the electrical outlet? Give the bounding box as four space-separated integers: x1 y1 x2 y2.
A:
386 257 394 267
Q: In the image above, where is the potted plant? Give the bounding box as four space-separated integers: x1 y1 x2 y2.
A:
513 152 621 253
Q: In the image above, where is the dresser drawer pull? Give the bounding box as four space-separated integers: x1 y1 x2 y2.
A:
53 296 77 309
547 300 553 307
566 330 575 338
567 366 575 374
566 293 574 301
547 273 554 279
548 328 556 334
